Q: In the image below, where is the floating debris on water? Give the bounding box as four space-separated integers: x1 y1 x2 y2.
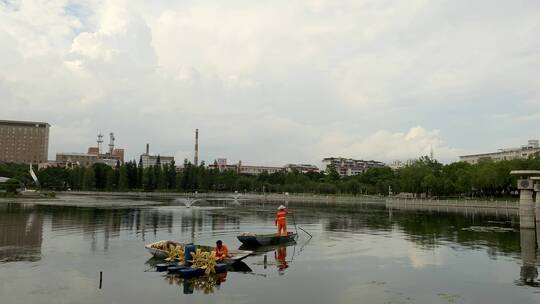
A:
461 226 515 233
437 292 462 303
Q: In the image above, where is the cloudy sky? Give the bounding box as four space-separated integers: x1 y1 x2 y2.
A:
1 0 539 166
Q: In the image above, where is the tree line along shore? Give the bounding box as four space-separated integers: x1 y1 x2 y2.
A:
1 155 539 198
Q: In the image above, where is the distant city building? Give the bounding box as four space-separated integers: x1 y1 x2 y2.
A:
322 157 385 176
38 161 78 170
459 139 540 164
0 120 50 164
284 164 320 173
54 132 125 168
209 158 237 172
141 154 175 168
56 152 98 167
140 143 174 168
87 147 124 163
87 132 124 163
238 162 284 175
387 159 417 170
208 158 284 175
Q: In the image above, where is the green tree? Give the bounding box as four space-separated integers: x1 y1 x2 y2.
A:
168 161 177 190
82 167 96 190
105 168 115 191
5 178 21 193
143 167 155 191
325 164 341 182
137 156 144 189
118 165 128 190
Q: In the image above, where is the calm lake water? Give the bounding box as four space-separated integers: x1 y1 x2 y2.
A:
0 196 539 304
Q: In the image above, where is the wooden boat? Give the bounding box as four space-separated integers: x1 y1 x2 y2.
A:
237 232 297 246
145 241 252 264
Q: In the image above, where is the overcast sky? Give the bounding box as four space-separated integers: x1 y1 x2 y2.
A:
1 0 539 166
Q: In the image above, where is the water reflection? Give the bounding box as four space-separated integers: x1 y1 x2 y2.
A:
164 273 228 294
1 199 540 303
148 257 253 295
519 228 539 286
0 204 43 262
275 246 289 273
0 202 245 264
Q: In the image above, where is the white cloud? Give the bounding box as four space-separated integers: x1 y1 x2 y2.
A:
1 0 539 165
317 126 463 164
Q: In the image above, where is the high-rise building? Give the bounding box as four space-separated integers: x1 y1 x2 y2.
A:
0 120 50 164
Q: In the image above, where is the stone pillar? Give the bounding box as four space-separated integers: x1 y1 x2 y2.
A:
520 189 535 229
535 181 540 230
511 171 540 228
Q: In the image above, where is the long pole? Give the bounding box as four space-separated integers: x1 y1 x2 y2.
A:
99 271 103 289
298 226 312 239
291 211 299 237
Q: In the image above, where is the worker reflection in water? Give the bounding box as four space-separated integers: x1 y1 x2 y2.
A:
275 246 288 273
214 240 230 262
275 205 288 236
217 272 227 285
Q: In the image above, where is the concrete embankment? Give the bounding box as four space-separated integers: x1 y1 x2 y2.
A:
57 191 386 204
58 191 519 208
386 198 519 216
386 198 518 209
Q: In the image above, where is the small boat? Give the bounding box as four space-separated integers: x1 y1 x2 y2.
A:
145 241 252 264
237 232 297 246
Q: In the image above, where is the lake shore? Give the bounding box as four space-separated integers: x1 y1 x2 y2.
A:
6 191 519 210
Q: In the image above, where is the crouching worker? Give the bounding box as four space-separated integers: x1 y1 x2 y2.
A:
214 240 230 262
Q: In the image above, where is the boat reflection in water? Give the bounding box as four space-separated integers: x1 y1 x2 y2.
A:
164 272 228 294
149 258 253 294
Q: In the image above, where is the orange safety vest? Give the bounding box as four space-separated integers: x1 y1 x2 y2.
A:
215 244 229 258
276 210 288 223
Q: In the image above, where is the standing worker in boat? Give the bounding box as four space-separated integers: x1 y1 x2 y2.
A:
214 240 230 262
275 205 288 237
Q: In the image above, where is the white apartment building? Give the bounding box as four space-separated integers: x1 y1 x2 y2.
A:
140 154 175 169
208 158 284 175
388 159 417 170
284 164 320 173
459 139 540 164
322 157 385 176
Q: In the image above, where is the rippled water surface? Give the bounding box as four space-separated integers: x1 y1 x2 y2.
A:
0 196 539 304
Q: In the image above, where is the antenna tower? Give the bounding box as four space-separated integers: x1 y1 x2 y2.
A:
109 132 115 154
97 133 104 155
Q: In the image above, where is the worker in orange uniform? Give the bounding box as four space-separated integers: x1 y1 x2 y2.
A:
214 240 230 262
275 205 288 236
